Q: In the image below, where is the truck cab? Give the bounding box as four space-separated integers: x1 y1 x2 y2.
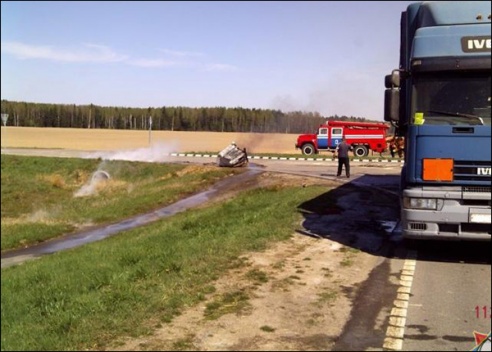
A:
384 1 491 240
313 125 344 150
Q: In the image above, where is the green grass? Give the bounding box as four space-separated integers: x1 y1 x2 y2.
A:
1 155 332 351
338 246 360 267
204 290 252 321
245 269 269 284
1 155 243 251
172 334 196 350
260 325 276 332
316 290 339 306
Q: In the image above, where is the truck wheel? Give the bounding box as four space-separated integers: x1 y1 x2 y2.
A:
301 143 315 156
353 145 368 157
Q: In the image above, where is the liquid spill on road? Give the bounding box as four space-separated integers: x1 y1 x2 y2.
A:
1 167 263 269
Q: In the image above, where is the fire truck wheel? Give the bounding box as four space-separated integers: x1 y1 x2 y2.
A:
301 143 315 156
353 145 368 157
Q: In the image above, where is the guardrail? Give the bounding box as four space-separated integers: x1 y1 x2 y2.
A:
167 153 405 163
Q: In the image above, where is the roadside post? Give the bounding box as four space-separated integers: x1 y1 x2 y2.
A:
148 116 152 146
1 113 8 150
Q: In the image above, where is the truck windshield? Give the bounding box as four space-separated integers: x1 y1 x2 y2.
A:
411 72 491 126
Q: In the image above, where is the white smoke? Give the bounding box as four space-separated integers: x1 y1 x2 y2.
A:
26 209 51 222
73 174 105 198
86 141 179 162
74 142 179 198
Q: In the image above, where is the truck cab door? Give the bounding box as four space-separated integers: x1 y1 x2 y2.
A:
330 127 343 148
317 127 328 149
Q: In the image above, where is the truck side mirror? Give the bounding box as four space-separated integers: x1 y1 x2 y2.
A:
385 70 400 88
384 89 400 122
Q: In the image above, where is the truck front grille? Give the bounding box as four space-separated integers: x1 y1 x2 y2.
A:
454 161 491 182
409 222 427 230
462 186 491 193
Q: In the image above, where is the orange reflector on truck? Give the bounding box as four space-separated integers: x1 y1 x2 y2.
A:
422 158 454 181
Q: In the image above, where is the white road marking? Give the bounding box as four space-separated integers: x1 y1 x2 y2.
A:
383 250 418 351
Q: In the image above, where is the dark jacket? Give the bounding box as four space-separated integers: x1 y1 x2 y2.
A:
336 141 352 158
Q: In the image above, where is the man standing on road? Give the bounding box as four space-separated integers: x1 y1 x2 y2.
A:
336 136 353 178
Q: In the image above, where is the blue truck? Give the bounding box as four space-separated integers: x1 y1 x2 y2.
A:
384 1 491 240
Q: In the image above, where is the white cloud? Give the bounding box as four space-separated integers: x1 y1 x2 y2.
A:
1 41 127 63
1 41 238 72
204 63 237 72
127 58 179 68
159 48 204 57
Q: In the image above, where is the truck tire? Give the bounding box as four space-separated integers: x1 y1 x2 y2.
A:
353 145 368 157
301 143 316 156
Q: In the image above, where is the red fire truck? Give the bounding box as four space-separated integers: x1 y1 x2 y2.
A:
295 120 390 157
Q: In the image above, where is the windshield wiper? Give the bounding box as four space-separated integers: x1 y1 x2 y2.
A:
427 110 484 125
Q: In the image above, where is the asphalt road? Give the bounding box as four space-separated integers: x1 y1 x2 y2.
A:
2 149 490 351
402 241 491 351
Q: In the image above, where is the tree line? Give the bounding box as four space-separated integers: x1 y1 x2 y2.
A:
0 100 379 134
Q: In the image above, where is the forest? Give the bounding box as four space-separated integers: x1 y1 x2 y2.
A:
0 100 381 134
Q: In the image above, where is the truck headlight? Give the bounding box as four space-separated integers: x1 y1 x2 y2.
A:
403 197 437 210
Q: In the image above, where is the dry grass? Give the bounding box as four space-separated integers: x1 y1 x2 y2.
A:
40 174 67 189
1 127 300 154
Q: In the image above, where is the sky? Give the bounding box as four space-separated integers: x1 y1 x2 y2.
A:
1 1 416 121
